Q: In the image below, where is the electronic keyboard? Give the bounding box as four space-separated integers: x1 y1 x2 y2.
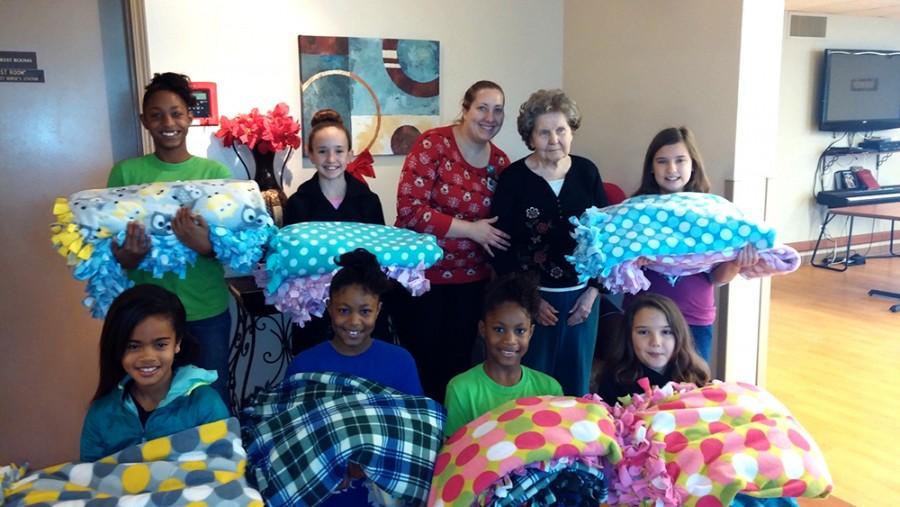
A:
816 185 900 207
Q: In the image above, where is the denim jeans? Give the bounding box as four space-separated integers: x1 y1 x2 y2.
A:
689 324 713 363
186 310 232 409
523 287 600 396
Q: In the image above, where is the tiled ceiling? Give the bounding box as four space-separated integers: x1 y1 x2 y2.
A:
786 0 900 19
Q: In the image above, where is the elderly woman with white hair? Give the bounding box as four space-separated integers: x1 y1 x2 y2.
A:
490 89 608 396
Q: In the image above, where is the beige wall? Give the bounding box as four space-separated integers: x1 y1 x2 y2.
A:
562 0 743 195
144 0 565 224
13 0 869 466
0 0 565 467
563 0 785 383
776 13 900 244
0 0 139 466
723 1 785 384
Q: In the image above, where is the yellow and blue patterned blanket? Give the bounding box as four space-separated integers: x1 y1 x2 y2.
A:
51 180 275 317
2 418 263 506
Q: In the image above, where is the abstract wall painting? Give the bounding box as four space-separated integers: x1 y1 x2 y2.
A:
299 35 440 156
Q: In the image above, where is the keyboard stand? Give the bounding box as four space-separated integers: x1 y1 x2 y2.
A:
811 211 852 272
810 203 900 312
867 289 900 312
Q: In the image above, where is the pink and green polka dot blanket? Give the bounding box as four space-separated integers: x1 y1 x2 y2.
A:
429 396 621 506
603 380 832 506
428 382 832 506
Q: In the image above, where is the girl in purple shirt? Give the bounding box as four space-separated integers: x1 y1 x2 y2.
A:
626 127 758 362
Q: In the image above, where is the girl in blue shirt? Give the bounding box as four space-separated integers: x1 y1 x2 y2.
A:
285 248 423 395
80 285 229 462
284 249 424 506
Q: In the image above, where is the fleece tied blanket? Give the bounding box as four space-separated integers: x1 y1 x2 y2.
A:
429 396 622 506
257 221 444 325
601 380 832 507
2 418 263 506
51 179 275 318
241 372 445 507
567 193 800 294
484 460 607 506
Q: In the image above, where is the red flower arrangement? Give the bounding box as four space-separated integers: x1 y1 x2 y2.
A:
214 103 301 226
215 102 302 154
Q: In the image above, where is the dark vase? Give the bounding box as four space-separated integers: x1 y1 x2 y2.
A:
251 148 288 227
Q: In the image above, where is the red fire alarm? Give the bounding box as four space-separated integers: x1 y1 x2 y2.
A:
189 81 218 126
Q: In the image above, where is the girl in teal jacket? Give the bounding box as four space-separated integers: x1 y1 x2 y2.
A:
80 285 229 462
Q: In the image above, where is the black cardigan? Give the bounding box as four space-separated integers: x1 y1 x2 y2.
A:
283 172 385 226
595 365 672 406
490 155 607 289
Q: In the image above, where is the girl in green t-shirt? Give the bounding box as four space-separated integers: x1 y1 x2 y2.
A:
443 274 563 437
107 72 233 407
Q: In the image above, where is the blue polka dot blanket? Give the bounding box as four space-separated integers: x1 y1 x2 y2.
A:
1 418 264 506
256 221 444 325
51 180 276 318
567 193 800 294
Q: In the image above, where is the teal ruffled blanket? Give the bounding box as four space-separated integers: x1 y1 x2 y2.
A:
51 179 276 317
568 193 800 293
258 221 443 325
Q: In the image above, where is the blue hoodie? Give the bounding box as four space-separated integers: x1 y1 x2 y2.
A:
80 365 229 462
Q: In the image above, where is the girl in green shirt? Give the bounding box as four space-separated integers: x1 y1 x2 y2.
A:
443 274 563 437
107 72 232 407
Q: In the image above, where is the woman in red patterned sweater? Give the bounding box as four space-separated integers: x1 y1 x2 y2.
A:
394 80 511 402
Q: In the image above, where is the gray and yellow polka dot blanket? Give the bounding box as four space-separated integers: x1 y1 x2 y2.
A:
2 418 262 506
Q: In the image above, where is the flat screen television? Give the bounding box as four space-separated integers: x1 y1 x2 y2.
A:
818 49 900 132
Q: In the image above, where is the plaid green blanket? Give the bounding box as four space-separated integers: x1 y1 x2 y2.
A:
241 372 445 506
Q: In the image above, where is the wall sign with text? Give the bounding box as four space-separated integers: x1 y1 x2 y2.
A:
0 51 45 83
